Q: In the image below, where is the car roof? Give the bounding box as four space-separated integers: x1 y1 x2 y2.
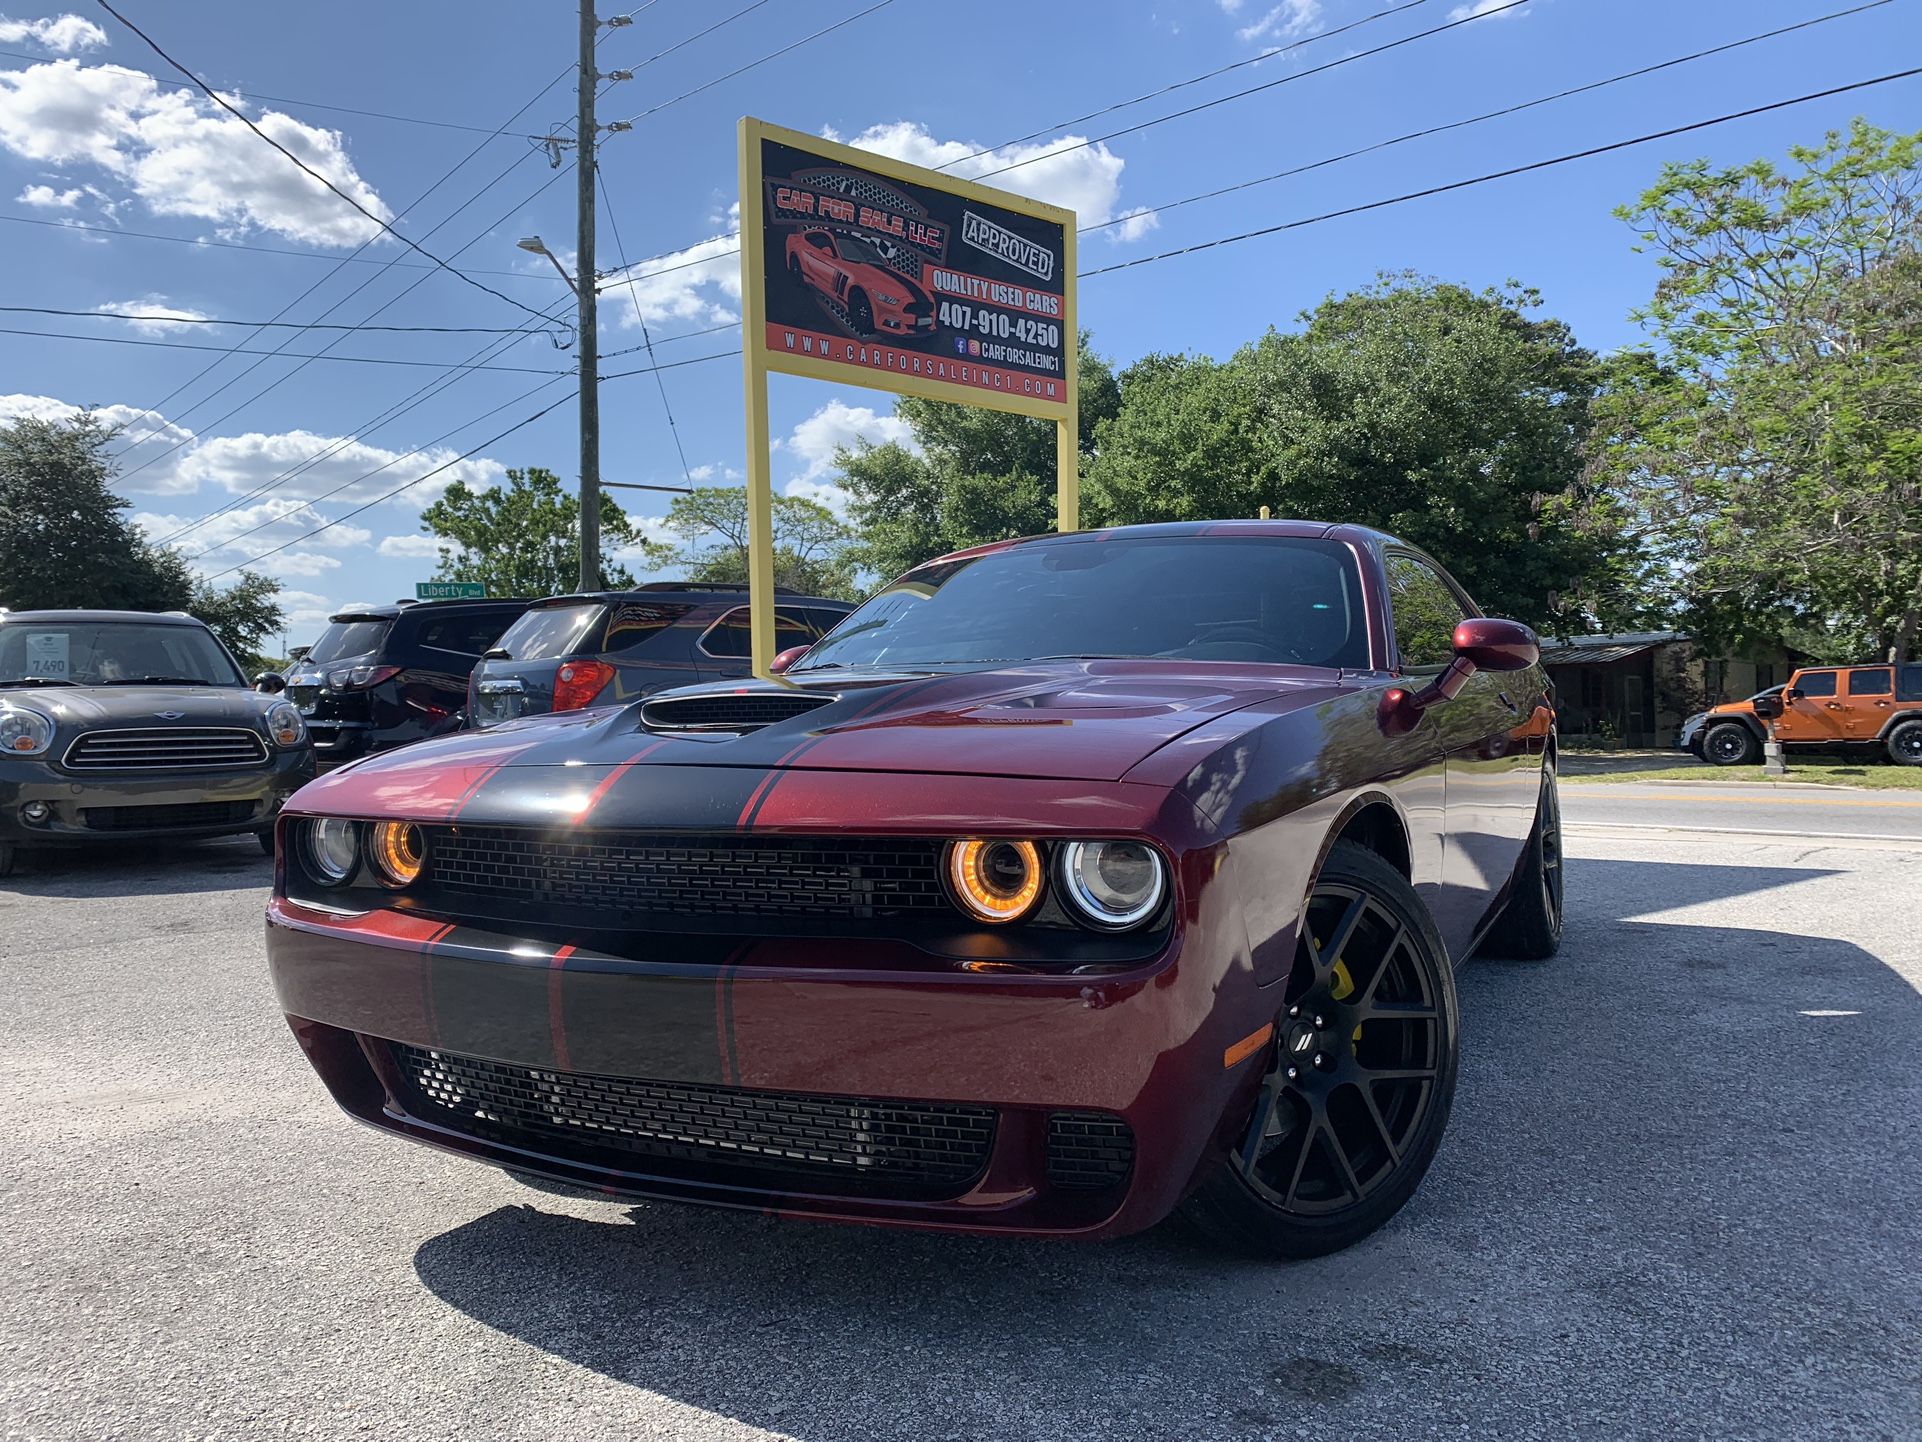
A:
917 519 1399 569
0 608 210 627
525 584 854 609
326 596 534 623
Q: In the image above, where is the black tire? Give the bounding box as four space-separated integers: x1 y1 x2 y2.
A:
256 828 276 857
1481 769 1564 961
788 253 802 282
1889 719 1922 767
847 289 874 337
1702 721 1760 766
0 841 13 879
1183 841 1459 1259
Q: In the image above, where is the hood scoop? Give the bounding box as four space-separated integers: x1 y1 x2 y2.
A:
641 690 836 733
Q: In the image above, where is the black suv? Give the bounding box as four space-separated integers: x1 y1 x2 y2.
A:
0 609 315 875
466 584 854 729
284 597 532 764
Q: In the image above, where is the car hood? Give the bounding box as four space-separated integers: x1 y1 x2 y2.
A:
305 661 1351 788
2 684 268 728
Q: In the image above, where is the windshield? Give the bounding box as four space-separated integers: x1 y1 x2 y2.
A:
795 536 1370 673
0 621 243 687
491 603 605 662
306 618 391 664
835 232 893 266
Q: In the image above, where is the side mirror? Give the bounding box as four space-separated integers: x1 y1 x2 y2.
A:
768 645 810 676
1453 617 1539 672
1378 617 1539 737
253 671 286 695
1752 692 1784 720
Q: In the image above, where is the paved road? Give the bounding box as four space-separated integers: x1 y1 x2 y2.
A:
1564 779 1922 841
3 809 1920 1442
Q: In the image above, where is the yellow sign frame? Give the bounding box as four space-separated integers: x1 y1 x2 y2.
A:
737 115 1079 675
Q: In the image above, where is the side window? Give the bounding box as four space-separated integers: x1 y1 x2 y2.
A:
603 602 693 653
699 607 817 658
1385 553 1467 673
807 231 833 251
1795 671 1838 698
417 615 507 657
802 607 849 640
1901 664 1922 701
1847 667 1892 697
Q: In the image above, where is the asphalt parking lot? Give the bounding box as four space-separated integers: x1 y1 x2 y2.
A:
3 793 1919 1442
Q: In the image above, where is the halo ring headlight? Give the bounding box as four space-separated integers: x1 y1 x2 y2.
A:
946 839 1043 924
305 818 361 886
1057 840 1166 930
369 821 425 887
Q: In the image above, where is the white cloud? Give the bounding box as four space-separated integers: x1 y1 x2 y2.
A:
133 496 371 558
94 293 211 336
0 392 197 490
276 588 341 633
1236 0 1321 43
686 463 717 482
171 429 505 512
16 181 79 207
602 229 742 330
1113 206 1160 243
783 477 852 520
784 399 917 484
830 121 1137 231
0 59 389 245
376 533 442 559
0 13 106 52
1449 0 1527 17
268 551 341 578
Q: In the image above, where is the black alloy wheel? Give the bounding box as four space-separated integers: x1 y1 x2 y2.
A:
847 290 874 337
1889 719 1922 767
1185 842 1458 1258
788 253 803 282
1482 768 1564 960
1703 722 1760 766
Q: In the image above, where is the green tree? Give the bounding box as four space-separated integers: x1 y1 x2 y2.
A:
417 466 644 595
188 569 286 670
657 487 857 598
1087 277 1635 630
1593 120 1922 661
834 334 1122 579
0 411 191 612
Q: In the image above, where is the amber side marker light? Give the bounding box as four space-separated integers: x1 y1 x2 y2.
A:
1223 1023 1276 1070
370 820 425 887
946 839 1043 924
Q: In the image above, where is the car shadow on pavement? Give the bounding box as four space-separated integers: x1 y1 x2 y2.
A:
0 835 270 898
412 857 1922 1441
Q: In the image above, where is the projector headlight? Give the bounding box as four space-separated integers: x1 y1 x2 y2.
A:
945 838 1043 924
1056 840 1167 930
304 817 361 886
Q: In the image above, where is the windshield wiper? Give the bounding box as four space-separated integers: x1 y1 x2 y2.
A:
0 676 77 686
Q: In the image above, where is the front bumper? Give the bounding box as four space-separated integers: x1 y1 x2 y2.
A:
265 894 1267 1239
0 748 315 845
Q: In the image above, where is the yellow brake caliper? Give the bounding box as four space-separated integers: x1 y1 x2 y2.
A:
1330 959 1364 1048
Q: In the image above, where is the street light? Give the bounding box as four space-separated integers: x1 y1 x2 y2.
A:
519 231 598 590
517 235 577 292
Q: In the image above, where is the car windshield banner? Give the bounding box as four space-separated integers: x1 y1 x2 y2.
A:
752 132 1071 416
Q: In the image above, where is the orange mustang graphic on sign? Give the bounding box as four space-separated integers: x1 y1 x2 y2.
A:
784 227 936 341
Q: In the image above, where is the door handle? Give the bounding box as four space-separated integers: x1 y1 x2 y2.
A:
1825 702 1844 710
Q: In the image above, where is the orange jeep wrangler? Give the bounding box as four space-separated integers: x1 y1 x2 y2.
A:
1694 663 1922 767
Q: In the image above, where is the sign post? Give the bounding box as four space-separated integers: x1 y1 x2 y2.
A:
738 116 1078 676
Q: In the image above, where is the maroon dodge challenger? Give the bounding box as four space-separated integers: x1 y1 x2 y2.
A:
266 521 1561 1257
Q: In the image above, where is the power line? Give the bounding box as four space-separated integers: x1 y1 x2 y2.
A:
5 304 553 334
0 325 569 373
972 0 1536 184
200 391 577 581
629 0 774 72
0 47 529 136
0 211 566 280
598 166 693 487
94 0 567 332
616 0 899 124
598 349 741 382
1079 0 1896 235
942 0 1433 169
1078 68 1922 280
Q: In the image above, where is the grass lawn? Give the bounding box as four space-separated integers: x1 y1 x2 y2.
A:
1562 753 1922 791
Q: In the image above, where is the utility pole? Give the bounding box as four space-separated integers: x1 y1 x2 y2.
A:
574 0 601 594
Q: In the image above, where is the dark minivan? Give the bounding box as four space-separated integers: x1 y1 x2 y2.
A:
285 597 531 764
466 583 854 729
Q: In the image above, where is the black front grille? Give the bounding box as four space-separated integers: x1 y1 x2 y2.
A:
641 691 833 731
64 727 268 771
1046 1111 1135 1190
423 828 950 922
81 799 257 832
388 1044 995 1198
288 684 320 715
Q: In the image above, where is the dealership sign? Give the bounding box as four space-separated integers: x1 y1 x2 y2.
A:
736 117 1080 676
743 121 1075 420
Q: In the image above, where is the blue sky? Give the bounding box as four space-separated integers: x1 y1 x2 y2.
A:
1 0 1914 643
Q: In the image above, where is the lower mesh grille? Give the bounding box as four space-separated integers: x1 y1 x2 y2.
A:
80 799 257 832
387 1044 995 1198
1046 1111 1135 1190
